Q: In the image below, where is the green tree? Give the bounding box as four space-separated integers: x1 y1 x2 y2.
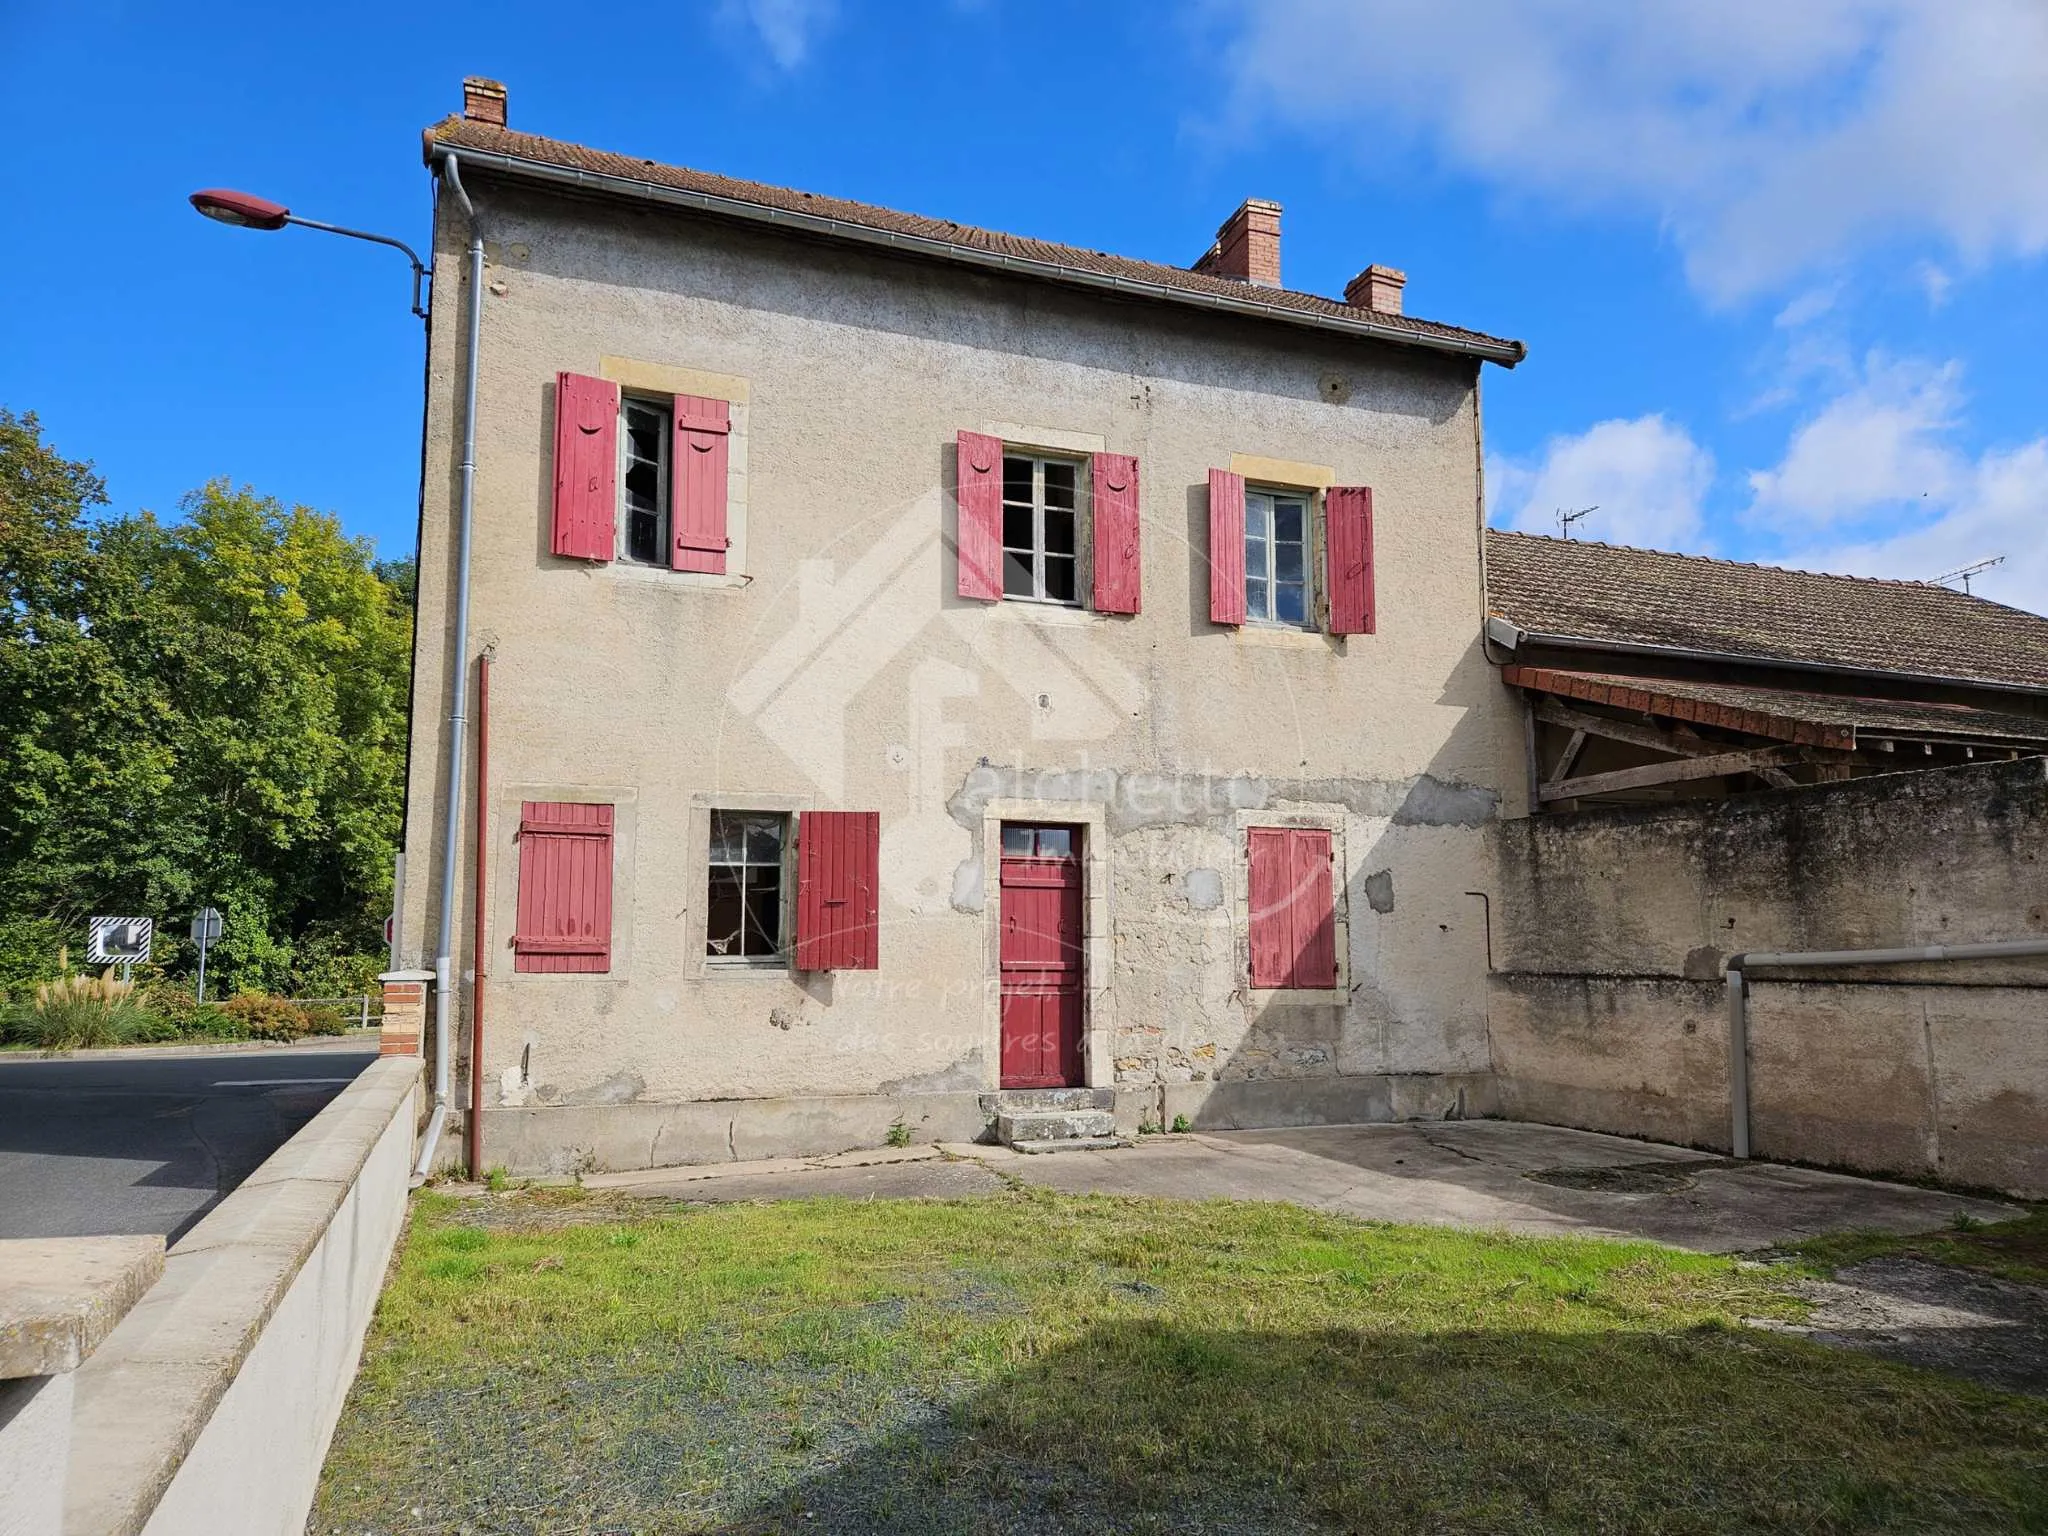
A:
0 410 411 994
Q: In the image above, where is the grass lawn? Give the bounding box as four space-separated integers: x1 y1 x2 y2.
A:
314 1187 2048 1535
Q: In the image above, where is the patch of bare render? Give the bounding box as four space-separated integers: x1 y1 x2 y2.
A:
1363 869 1396 913
1182 868 1224 910
950 857 985 914
949 764 1497 834
878 1050 986 1095
555 1071 647 1107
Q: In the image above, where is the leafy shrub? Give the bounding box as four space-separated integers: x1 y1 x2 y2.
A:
222 993 311 1043
302 1004 348 1037
137 980 200 1031
0 916 70 994
0 1002 34 1046
31 969 144 1050
186 1005 247 1041
127 1010 185 1044
291 944 385 1001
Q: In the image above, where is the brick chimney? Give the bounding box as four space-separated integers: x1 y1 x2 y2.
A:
1193 199 1283 288
463 77 508 127
1344 264 1406 315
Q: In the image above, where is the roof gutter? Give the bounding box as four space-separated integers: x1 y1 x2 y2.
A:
424 141 1526 369
1484 614 2048 701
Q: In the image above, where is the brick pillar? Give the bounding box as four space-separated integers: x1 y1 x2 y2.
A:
377 969 433 1057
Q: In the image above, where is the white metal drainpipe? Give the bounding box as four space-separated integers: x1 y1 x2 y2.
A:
1724 938 2048 1159
413 154 485 1181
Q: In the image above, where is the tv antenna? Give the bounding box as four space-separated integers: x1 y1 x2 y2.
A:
1557 505 1597 540
1932 554 2005 595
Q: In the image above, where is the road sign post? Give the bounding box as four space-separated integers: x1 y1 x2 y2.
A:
190 907 224 1003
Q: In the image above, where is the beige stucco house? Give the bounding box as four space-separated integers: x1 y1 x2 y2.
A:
394 77 1532 1174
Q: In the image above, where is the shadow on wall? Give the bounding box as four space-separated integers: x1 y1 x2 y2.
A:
1151 633 1512 1130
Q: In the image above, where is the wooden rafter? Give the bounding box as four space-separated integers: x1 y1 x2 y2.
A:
1538 745 1805 803
1532 696 1800 789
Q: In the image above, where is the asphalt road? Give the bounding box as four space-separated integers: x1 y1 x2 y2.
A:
0 1043 375 1243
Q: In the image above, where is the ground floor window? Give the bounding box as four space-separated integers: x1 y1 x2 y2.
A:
707 811 788 964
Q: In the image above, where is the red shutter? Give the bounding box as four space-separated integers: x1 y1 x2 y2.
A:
1208 468 1246 625
552 373 618 561
1291 828 1338 987
795 811 880 970
672 394 730 574
1090 453 1141 614
512 802 614 973
1247 826 1336 989
956 431 1004 601
1326 485 1375 635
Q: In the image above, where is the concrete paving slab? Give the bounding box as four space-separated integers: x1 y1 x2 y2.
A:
993 1123 2018 1252
0 1235 163 1377
596 1121 2017 1253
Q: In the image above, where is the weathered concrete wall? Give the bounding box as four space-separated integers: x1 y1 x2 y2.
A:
1489 759 2048 1193
399 176 1522 1171
64 1058 418 1536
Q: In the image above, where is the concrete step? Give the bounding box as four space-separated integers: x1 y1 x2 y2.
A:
996 1109 1116 1144
1008 1135 1127 1155
985 1087 1114 1113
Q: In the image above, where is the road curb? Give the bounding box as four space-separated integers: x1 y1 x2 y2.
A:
0 1035 380 1065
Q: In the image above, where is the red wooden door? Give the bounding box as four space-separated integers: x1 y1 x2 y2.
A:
999 825 1084 1089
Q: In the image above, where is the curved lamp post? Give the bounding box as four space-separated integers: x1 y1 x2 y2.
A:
189 188 429 319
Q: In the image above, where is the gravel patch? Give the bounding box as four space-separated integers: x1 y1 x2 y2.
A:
1753 1256 2048 1395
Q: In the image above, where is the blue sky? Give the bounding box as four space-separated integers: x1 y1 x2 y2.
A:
3 0 2043 610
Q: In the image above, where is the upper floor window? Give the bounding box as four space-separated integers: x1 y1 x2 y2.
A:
551 372 731 575
1245 488 1312 628
1002 454 1081 605
620 396 671 565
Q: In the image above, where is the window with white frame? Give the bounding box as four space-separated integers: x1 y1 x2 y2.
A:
620 396 671 566
1244 488 1313 627
706 811 788 964
1001 454 1081 604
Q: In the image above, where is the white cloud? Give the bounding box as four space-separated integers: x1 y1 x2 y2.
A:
1487 415 1715 549
1785 440 2048 612
720 0 836 70
1747 356 1962 523
1215 0 2048 300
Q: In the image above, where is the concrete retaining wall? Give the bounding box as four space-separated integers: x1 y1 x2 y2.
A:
1488 759 2048 1194
63 1056 420 1536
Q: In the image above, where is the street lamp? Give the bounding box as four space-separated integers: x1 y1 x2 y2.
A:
189 188 429 319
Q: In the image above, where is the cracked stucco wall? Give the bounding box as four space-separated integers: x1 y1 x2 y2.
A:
394 179 1521 1162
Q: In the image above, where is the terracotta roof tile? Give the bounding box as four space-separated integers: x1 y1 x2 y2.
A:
426 117 1524 364
1486 530 2048 692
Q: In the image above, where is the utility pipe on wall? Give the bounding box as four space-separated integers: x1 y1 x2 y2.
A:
414 154 485 1180
1724 938 2048 1159
467 654 490 1180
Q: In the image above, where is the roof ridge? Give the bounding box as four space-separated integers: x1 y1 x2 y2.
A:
424 116 1525 359
1486 527 2027 609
